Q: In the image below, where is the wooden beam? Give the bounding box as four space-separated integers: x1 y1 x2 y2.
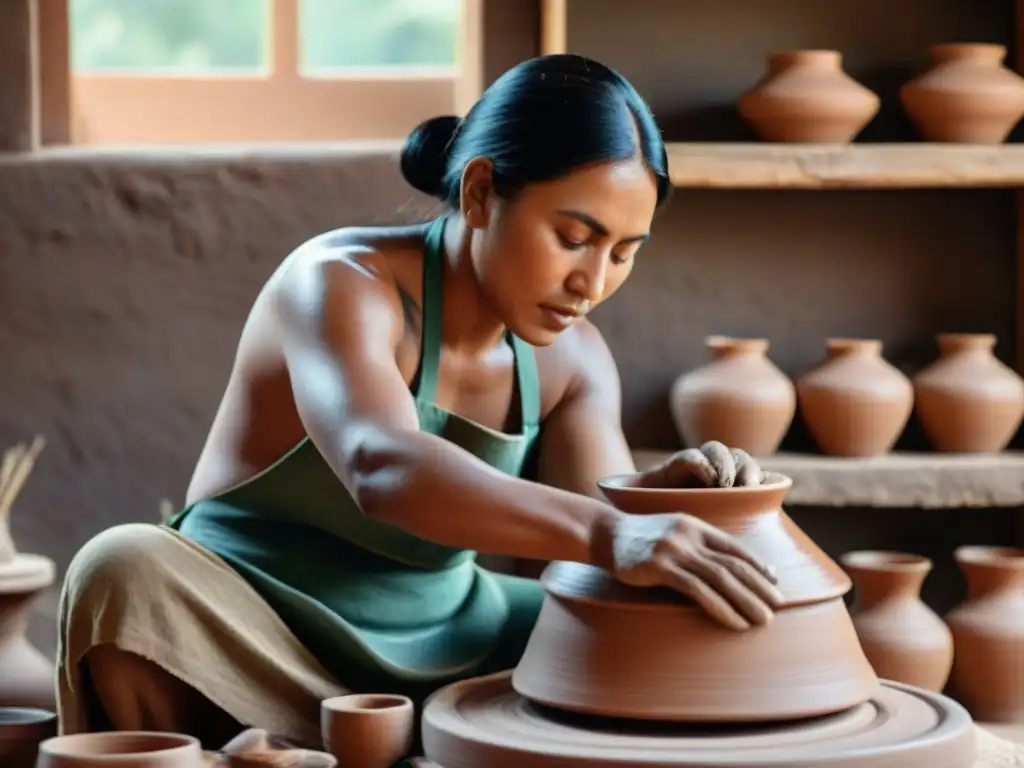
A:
0 0 40 151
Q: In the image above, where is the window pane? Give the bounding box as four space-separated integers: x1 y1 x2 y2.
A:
300 0 459 72
69 0 269 72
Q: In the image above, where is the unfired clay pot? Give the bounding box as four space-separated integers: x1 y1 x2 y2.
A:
0 556 56 710
669 337 796 456
321 694 414 768
512 474 880 722
901 43 1024 143
0 707 56 768
841 551 953 693
946 546 1024 722
36 732 204 767
796 338 913 457
913 333 1024 453
738 50 880 143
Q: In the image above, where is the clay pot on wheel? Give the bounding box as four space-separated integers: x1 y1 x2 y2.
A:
36 732 203 767
841 551 953 692
901 43 1024 143
738 50 880 143
669 336 796 456
511 474 879 722
946 546 1024 722
0 707 56 768
913 333 1024 453
796 338 913 457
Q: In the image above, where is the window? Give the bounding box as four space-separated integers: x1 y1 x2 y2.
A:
66 0 466 145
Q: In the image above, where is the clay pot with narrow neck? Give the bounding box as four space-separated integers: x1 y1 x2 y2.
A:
669 336 796 457
738 50 880 143
901 43 1024 143
0 556 56 710
913 333 1024 453
512 473 879 723
946 546 1024 722
841 551 953 693
796 338 913 457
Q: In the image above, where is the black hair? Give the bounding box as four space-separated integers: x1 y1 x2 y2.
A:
400 54 670 209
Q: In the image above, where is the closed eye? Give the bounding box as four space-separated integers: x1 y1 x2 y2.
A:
557 232 588 250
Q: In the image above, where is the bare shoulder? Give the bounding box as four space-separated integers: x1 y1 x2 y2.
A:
535 319 622 418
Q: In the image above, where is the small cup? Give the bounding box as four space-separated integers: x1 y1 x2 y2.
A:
0 708 57 768
321 694 414 768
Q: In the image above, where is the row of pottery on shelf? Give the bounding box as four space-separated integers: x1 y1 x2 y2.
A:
670 332 1024 457
843 546 1024 723
739 43 1024 144
0 692 419 767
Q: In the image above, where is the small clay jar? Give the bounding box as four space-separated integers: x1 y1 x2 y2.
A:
669 336 796 456
36 731 203 767
796 338 913 457
913 333 1024 453
946 546 1024 722
321 694 414 768
0 707 56 768
841 551 953 693
738 50 880 143
901 43 1024 143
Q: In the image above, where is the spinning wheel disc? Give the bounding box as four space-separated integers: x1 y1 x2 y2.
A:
423 671 976 768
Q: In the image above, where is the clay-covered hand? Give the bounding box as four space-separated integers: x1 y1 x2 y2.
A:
601 510 783 632
638 441 765 489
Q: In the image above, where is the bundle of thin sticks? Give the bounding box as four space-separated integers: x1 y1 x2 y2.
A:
0 435 46 564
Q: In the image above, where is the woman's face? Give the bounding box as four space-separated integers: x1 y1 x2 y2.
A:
462 156 659 347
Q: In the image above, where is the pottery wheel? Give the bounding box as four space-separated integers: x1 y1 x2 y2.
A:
423 671 977 768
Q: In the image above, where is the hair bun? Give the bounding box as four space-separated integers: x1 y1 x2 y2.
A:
400 115 461 199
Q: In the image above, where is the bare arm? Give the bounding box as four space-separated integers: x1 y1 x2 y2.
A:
535 321 636 499
271 245 621 565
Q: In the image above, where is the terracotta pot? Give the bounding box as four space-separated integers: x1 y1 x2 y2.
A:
512 474 879 722
901 43 1024 143
321 694 414 768
796 338 913 457
0 554 56 710
669 336 796 457
36 732 204 767
841 551 953 692
738 50 880 143
913 333 1024 453
946 546 1024 722
0 707 56 768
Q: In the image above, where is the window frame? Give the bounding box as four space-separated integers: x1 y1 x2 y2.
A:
42 0 479 145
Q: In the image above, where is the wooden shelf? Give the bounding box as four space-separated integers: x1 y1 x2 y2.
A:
632 449 1024 509
666 143 1024 189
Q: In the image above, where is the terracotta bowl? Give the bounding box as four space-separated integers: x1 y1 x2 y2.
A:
0 707 56 767
510 474 879 722
36 731 204 767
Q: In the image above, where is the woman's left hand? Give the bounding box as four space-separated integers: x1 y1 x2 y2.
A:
637 440 765 489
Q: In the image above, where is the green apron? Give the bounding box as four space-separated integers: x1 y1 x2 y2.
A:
166 216 544 698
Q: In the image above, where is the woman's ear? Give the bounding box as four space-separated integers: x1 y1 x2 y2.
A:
459 157 494 230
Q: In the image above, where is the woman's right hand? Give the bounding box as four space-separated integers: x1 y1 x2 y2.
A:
605 510 784 632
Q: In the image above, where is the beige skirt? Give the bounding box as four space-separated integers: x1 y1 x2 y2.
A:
54 523 1024 766
56 523 346 747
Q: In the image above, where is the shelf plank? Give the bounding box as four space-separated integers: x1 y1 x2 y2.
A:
632 449 1024 509
666 143 1024 189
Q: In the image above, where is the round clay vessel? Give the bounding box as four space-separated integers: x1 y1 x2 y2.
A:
321 694 414 768
0 554 57 710
738 50 880 143
0 707 56 768
36 732 203 767
946 546 1024 722
841 551 953 693
913 333 1024 453
796 338 913 457
901 43 1024 143
669 336 796 456
511 475 880 722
